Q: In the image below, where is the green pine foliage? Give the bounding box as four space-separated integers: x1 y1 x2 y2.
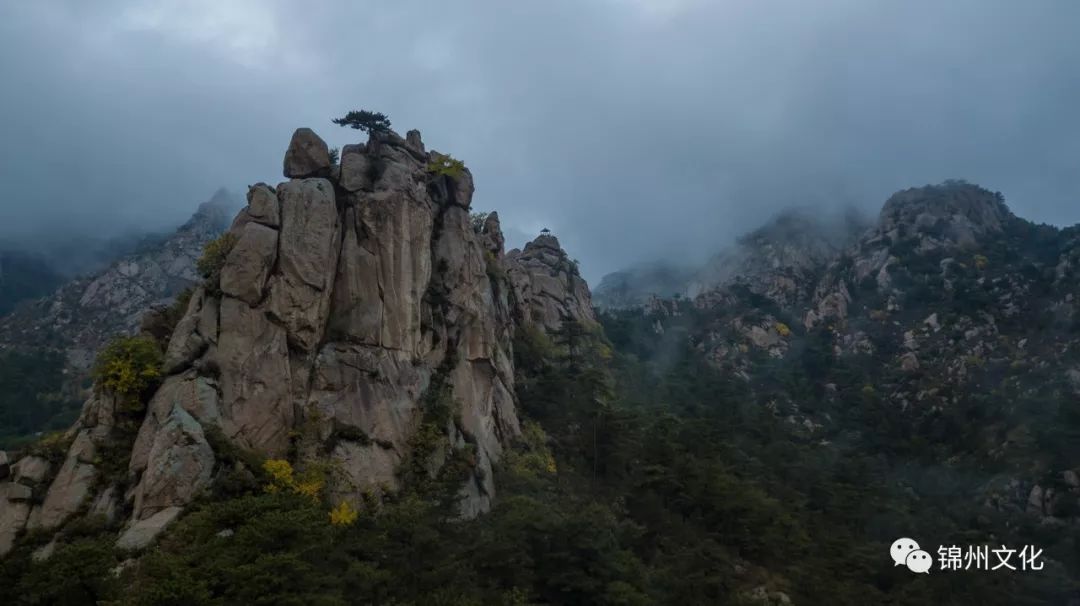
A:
331 110 391 134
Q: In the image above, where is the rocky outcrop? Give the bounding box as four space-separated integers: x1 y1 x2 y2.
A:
507 234 595 333
596 208 867 310
878 180 1010 247
283 128 332 179
0 189 236 370
116 506 183 551
0 126 594 556
638 180 1080 532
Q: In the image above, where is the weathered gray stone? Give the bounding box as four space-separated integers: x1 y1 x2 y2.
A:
0 483 31 556
30 450 96 530
0 451 8 480
90 485 120 523
12 456 51 485
132 405 214 520
339 144 373 192
283 128 331 178
131 372 221 475
405 129 425 153
4 481 32 502
221 221 278 306
116 506 184 551
245 183 281 227
481 212 505 256
506 233 596 334
267 178 341 351
162 289 219 374
214 296 293 454
331 440 402 501
39 123 597 534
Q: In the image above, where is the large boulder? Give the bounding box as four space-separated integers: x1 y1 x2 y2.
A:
506 233 596 333
220 221 278 306
116 506 184 551
29 436 97 530
132 405 214 519
339 144 373 192
11 456 51 485
0 483 32 556
283 128 331 178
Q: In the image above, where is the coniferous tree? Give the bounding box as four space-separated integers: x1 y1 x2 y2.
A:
331 110 391 134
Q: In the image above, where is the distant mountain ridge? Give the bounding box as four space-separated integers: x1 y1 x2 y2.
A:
593 206 870 309
0 189 237 369
636 180 1080 530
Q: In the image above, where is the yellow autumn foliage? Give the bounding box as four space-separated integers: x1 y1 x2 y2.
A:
775 322 791 337
92 336 163 409
262 459 325 504
262 459 294 494
294 478 325 503
329 500 359 526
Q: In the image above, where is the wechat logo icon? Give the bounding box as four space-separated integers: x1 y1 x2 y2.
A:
891 537 933 574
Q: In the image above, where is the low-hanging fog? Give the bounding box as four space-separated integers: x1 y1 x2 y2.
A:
2 0 1079 282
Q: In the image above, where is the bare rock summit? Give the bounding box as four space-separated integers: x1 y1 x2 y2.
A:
0 126 594 555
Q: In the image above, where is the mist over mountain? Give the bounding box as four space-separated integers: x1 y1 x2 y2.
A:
3 2 1080 604
3 1 1080 281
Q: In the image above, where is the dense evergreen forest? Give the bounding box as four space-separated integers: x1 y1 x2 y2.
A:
2 308 1076 605
0 351 82 450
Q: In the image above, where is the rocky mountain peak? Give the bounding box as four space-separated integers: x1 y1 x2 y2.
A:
737 206 864 269
191 188 240 226
594 206 868 309
878 180 1012 247
687 206 866 305
507 233 594 333
0 190 238 369
0 126 594 555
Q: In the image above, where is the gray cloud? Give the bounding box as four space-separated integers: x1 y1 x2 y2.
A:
1 1 1079 282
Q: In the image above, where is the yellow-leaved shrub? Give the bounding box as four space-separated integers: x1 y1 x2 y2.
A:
329 501 359 526
91 335 163 410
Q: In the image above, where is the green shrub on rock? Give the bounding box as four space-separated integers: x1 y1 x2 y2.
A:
426 154 466 179
196 232 238 293
91 335 163 410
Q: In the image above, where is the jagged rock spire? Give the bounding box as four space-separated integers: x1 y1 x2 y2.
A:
0 126 595 556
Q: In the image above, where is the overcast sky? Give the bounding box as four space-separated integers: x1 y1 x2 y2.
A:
2 1 1079 281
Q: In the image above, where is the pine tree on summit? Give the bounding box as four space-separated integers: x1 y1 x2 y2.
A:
332 110 391 134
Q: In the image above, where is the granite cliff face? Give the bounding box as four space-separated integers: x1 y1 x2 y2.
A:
0 191 235 369
0 127 594 555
